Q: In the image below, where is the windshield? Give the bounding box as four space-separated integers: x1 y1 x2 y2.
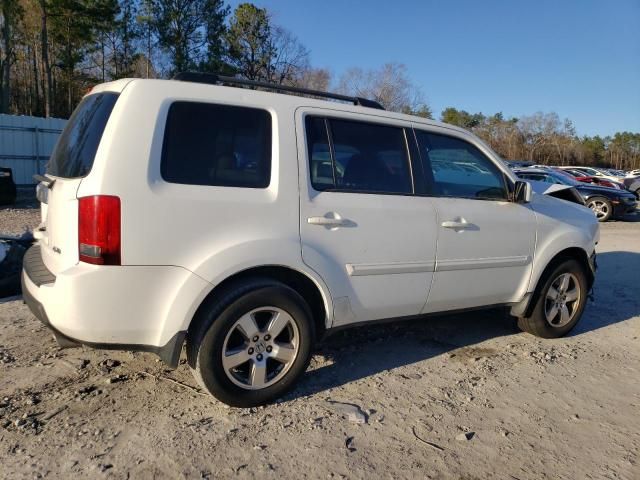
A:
547 170 580 186
47 92 119 178
551 169 582 186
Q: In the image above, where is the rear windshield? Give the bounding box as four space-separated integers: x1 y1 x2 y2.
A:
47 92 119 178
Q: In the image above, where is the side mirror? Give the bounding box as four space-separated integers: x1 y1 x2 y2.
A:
513 180 532 203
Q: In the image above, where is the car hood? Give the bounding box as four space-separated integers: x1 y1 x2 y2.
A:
527 180 573 195
575 183 633 197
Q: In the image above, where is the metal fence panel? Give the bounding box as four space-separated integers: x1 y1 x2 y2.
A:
0 114 67 185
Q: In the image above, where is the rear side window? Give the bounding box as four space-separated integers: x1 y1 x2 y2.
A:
161 102 271 188
416 131 508 200
47 93 119 178
306 116 412 194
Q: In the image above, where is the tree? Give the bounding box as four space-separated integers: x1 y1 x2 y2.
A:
337 63 428 113
199 0 229 72
225 3 273 80
48 0 118 116
265 26 308 84
292 66 331 91
441 107 484 129
106 0 140 79
0 0 22 113
149 0 228 75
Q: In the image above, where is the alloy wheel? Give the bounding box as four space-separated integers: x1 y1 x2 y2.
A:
221 307 300 390
587 199 609 220
544 273 581 328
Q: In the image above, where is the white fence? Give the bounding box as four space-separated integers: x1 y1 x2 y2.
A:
0 114 67 185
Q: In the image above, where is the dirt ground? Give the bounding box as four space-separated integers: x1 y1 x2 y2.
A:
1 200 638 479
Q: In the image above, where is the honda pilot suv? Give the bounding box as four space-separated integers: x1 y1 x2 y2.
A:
23 73 599 407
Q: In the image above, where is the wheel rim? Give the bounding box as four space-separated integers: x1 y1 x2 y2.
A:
587 199 609 219
544 273 581 328
221 307 300 390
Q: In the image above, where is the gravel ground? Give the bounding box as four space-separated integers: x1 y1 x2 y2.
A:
0 188 39 237
0 202 639 479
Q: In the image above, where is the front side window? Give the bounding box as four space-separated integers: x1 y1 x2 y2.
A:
161 102 271 188
416 131 508 200
306 116 412 194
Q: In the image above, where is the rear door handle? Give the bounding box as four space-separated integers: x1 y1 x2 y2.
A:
441 218 471 230
308 216 349 227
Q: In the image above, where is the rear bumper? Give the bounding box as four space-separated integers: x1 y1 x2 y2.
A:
21 245 210 368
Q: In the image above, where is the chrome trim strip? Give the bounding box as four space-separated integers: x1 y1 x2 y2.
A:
346 261 436 276
436 255 532 272
346 255 531 276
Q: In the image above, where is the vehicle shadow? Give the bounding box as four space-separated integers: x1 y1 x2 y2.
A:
291 250 639 399
615 213 640 223
570 250 640 335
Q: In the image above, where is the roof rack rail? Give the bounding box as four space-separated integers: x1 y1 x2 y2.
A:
172 71 385 110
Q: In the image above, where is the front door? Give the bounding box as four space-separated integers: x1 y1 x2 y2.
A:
297 110 438 326
413 128 537 313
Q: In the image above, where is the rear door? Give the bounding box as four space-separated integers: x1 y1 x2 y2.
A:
39 92 119 274
297 109 438 326
413 128 537 313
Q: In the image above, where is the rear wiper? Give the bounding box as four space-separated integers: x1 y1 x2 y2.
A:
33 174 55 189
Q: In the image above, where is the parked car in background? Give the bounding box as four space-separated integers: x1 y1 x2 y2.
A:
515 168 637 221
24 74 599 407
623 176 640 199
557 167 625 190
0 167 17 206
557 166 623 184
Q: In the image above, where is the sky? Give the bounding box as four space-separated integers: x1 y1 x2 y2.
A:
227 0 640 136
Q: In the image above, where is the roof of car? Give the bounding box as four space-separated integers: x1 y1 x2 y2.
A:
91 77 472 137
513 168 553 174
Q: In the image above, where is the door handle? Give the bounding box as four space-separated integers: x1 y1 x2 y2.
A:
308 216 349 227
441 218 471 229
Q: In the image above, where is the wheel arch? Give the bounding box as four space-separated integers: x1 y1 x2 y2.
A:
523 246 593 318
187 264 332 346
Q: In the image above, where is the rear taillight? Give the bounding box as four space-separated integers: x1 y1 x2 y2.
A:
78 195 121 265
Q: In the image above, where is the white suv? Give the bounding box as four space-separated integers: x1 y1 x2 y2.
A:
23 74 599 407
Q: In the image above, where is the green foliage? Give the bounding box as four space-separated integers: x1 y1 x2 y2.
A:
441 107 485 128
149 0 229 74
580 135 606 163
225 3 274 80
403 104 433 119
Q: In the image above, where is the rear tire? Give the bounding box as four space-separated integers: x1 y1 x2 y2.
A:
187 279 314 407
586 196 612 222
518 259 588 338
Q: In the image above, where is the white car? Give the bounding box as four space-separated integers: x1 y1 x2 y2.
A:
558 166 623 184
23 74 599 407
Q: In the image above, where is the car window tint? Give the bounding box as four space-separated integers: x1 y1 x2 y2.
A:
325 118 412 194
161 102 271 188
47 93 119 178
416 131 508 200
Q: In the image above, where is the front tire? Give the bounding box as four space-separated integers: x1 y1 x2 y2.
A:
187 279 315 407
518 259 588 338
586 196 613 222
